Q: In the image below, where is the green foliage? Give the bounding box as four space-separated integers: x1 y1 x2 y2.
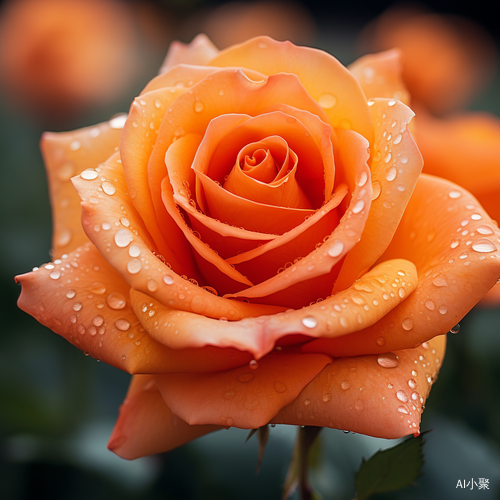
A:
354 432 428 500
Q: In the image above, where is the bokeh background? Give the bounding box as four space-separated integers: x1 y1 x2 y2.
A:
1 0 499 499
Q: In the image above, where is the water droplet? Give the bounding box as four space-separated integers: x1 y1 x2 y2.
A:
115 229 132 247
472 238 497 253
102 222 112 230
439 306 448 315
224 391 236 400
127 259 142 274
70 140 81 151
471 213 482 221
318 93 337 109
354 400 364 410
144 279 158 293
448 191 462 199
432 276 448 287
49 270 60 280
302 316 317 329
238 372 255 383
358 171 368 187
376 336 385 346
194 101 204 113
372 181 381 200
322 393 332 402
107 292 126 309
396 390 408 402
386 167 397 181
274 381 287 393
249 360 258 369
163 275 174 285
398 406 408 414
377 352 399 368
398 288 406 298
66 289 76 299
73 302 82 311
352 200 365 214
459 252 468 259
92 315 104 327
388 99 397 106
128 245 141 257
402 318 414 331
328 240 344 257
109 114 127 129
115 318 130 331
393 134 402 144
341 380 351 390
384 153 393 165
476 225 494 235
450 323 460 334
81 169 98 180
304 398 311 406
102 181 116 195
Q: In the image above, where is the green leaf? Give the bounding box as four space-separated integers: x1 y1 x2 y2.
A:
355 431 429 500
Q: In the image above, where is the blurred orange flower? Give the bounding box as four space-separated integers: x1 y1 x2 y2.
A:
0 0 140 124
359 6 500 304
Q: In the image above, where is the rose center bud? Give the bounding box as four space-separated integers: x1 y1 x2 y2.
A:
223 136 313 209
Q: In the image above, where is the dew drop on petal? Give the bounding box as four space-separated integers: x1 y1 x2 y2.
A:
439 306 448 315
128 245 141 257
302 316 317 329
66 289 76 299
341 380 351 390
49 271 61 280
432 276 448 287
476 225 494 235
358 171 368 187
274 381 287 393
147 280 158 292
388 99 397 106
115 229 132 247
163 275 175 285
376 336 385 346
377 352 399 368
322 392 332 402
471 213 482 221
73 302 82 312
115 318 130 331
238 372 255 383
396 390 408 402
371 181 381 200
448 191 462 199
81 169 98 180
354 400 364 410
472 238 497 253
194 101 204 113
102 181 116 195
402 318 413 330
328 240 344 257
352 200 365 214
127 258 142 274
386 167 397 181
109 114 127 129
450 323 460 334
106 292 127 310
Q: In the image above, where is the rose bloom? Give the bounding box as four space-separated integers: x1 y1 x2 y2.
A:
358 8 500 303
16 35 500 459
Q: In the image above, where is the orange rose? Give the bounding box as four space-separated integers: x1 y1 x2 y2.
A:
16 35 500 459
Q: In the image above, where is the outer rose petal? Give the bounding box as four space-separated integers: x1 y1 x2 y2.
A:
334 98 422 292
41 117 123 258
155 351 332 429
159 34 219 75
273 335 446 438
304 174 500 357
209 36 374 143
109 375 220 459
416 109 500 223
349 49 410 106
72 152 284 322
15 244 251 373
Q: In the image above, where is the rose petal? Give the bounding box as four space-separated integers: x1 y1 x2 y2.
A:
155 350 332 428
225 184 346 288
334 98 422 292
16 244 250 373
272 335 446 438
108 375 220 459
121 87 198 276
416 109 500 222
159 34 219 75
306 174 500 357
349 49 410 105
225 129 372 305
209 36 374 143
41 118 123 258
72 152 283 321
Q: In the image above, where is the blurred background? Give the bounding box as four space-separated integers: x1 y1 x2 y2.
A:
1 0 499 498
